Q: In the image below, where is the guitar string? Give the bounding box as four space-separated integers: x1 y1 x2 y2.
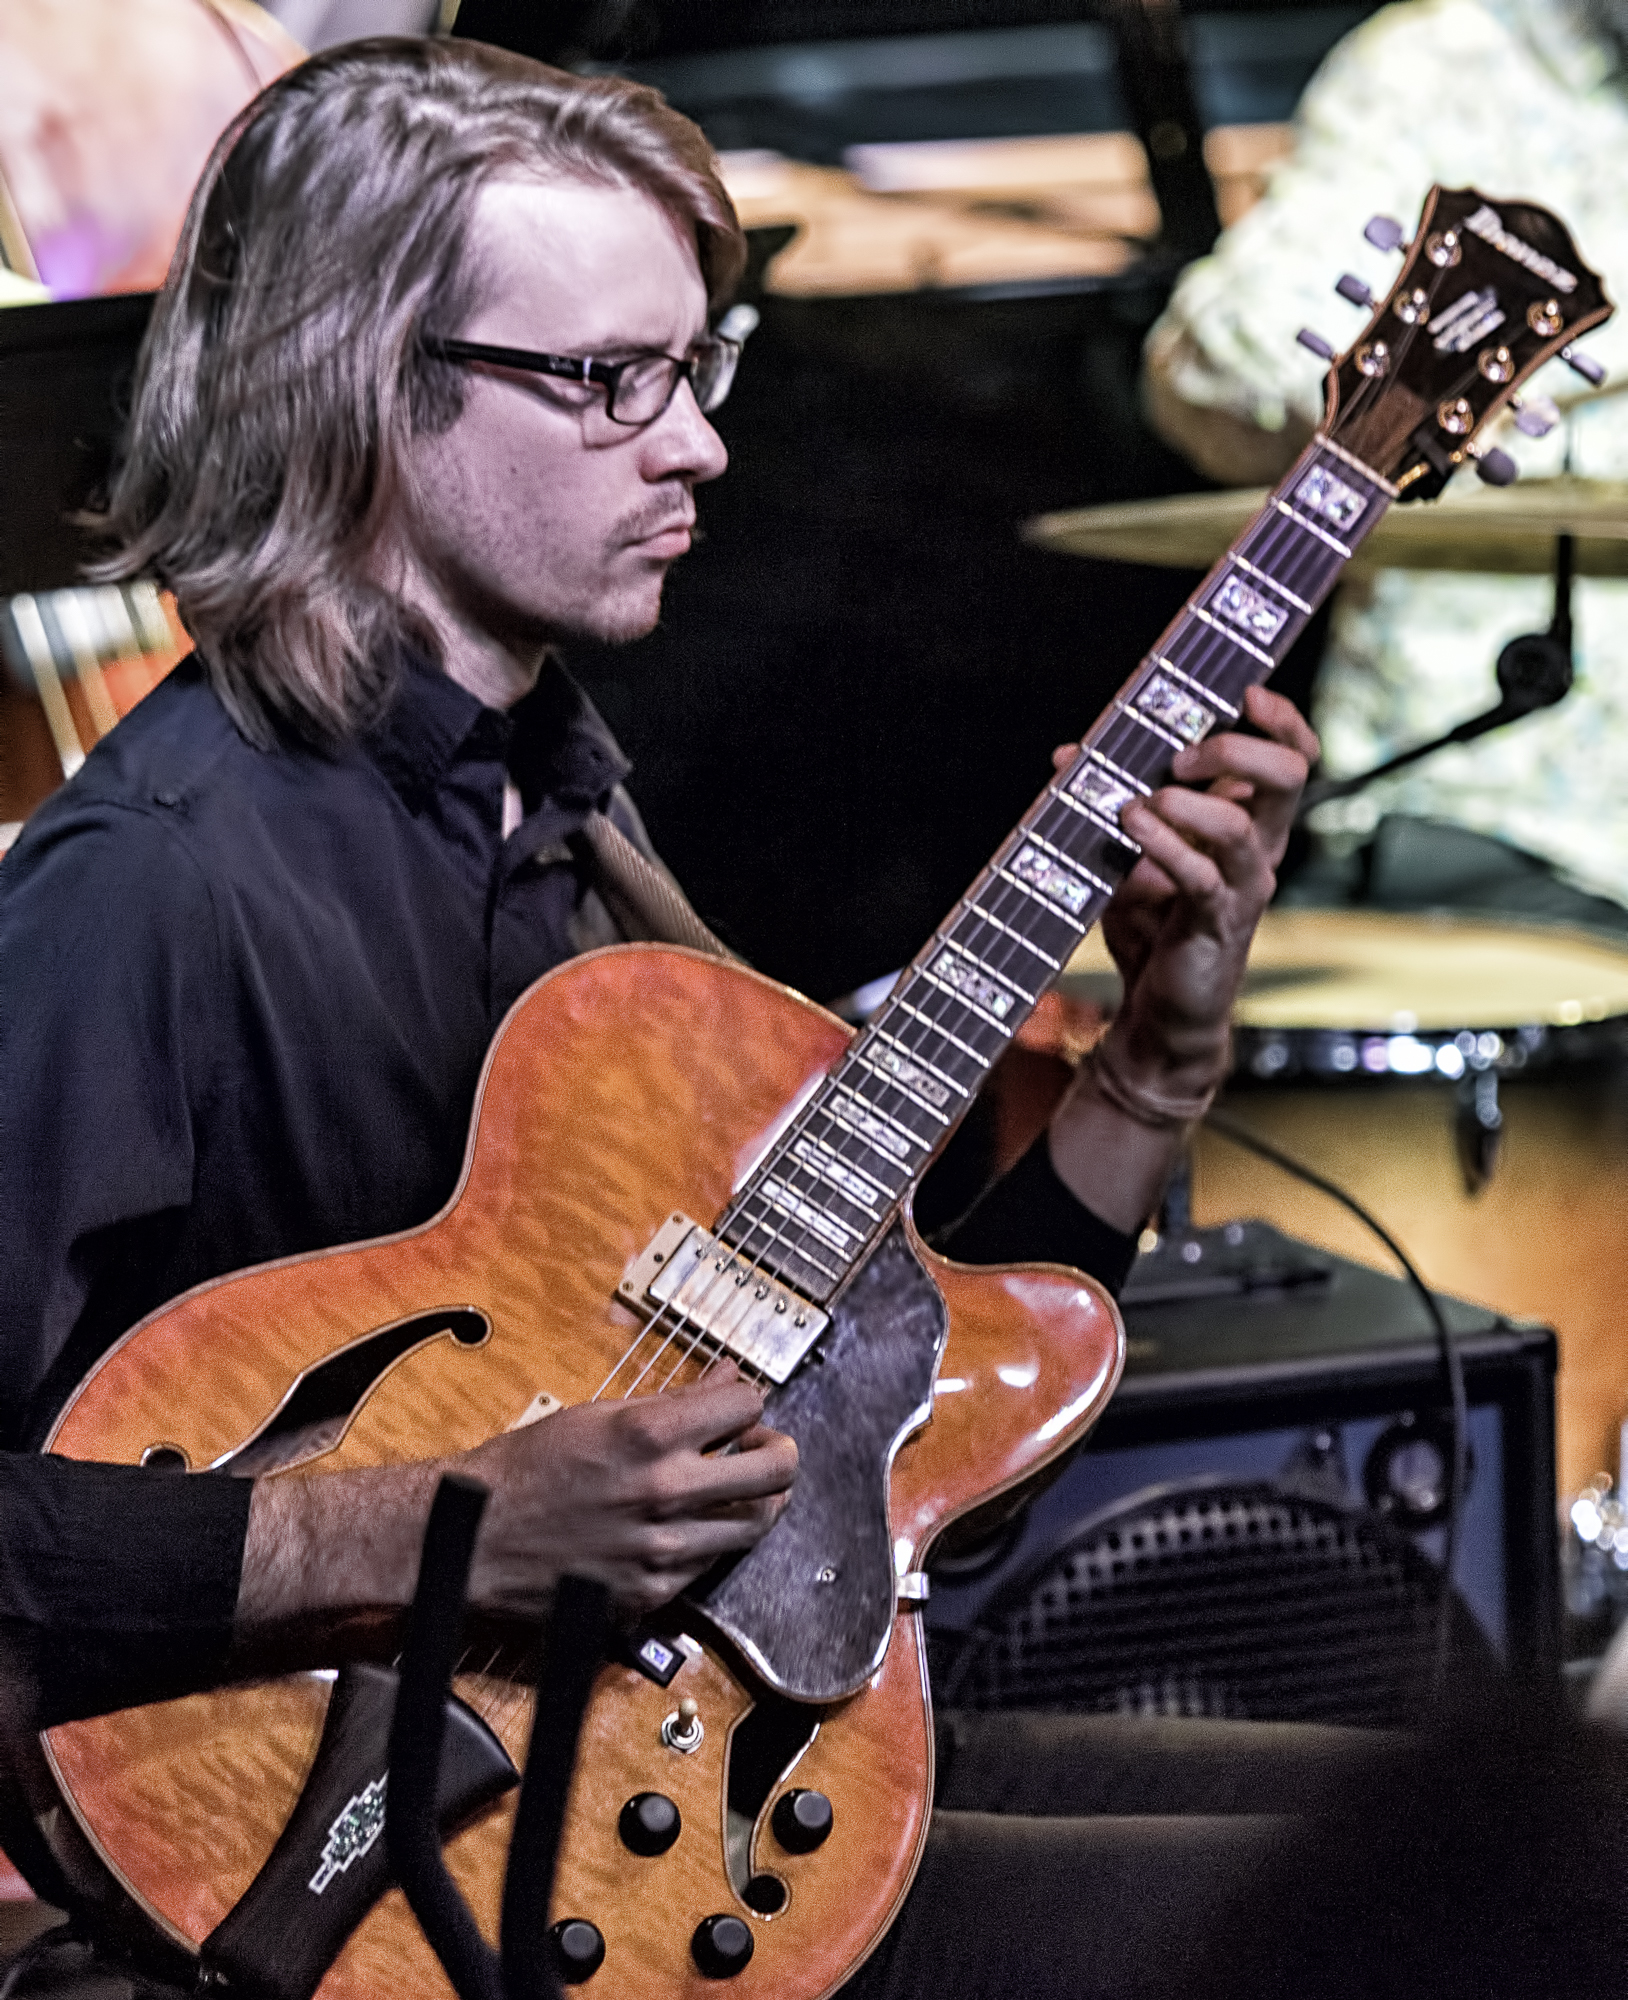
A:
582 348 1444 1412
726 240 1538 1297
584 443 1355 1410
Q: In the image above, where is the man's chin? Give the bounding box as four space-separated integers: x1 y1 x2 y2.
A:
573 579 670 649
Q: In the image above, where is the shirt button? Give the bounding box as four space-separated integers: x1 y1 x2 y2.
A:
153 790 180 808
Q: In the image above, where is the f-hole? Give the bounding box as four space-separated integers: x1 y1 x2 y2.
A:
204 1308 491 1476
724 1695 818 1914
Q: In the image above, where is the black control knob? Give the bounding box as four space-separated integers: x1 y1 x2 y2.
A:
691 1914 754 1979
619 1791 681 1856
551 1919 606 1984
772 1788 833 1854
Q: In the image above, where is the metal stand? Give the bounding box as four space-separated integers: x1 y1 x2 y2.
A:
386 1476 611 2000
1298 531 1575 819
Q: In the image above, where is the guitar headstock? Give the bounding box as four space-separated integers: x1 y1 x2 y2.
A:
1303 186 1613 501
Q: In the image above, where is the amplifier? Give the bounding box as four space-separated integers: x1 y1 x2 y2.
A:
925 1221 1558 1725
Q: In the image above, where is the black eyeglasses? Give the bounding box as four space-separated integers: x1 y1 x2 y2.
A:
420 330 742 427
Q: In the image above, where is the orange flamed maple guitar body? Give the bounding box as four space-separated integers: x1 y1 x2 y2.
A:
43 946 1123 2000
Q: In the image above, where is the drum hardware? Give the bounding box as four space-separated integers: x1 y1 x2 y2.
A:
1456 1068 1504 1196
1024 472 1628 576
1299 512 1577 819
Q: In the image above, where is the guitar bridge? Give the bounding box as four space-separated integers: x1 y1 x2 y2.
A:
618 1214 830 1384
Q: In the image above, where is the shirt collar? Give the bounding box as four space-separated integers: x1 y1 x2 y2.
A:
365 647 631 816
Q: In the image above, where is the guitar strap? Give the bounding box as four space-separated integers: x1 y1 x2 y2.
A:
577 808 740 963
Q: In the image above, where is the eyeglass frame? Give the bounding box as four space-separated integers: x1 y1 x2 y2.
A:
418 330 741 426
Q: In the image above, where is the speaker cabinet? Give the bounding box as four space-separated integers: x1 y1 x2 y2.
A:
926 1223 1558 1725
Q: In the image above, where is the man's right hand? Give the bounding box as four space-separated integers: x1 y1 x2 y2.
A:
231 1369 797 1664
460 1368 798 1618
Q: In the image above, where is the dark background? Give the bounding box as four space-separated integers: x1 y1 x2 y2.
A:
1 0 1383 996
450 0 1377 996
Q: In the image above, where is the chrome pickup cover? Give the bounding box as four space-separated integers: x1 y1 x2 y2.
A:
617 1213 831 1385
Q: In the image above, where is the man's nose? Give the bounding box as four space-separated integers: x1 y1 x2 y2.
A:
647 377 729 484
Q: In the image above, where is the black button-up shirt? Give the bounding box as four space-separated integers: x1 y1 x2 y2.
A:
0 650 1133 1732
0 650 651 1447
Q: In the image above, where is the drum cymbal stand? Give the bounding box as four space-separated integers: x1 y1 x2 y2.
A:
1296 531 1576 822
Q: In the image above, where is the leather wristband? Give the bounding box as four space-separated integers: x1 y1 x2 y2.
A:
1086 1034 1226 1131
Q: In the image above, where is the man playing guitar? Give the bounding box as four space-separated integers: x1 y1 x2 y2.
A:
0 35 1340 2000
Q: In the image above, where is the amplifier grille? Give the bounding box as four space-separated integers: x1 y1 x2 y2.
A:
931 1482 1499 1728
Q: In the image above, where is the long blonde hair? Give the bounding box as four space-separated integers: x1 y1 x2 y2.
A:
93 37 744 748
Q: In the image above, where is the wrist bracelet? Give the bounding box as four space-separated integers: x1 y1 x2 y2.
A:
1086 1037 1225 1131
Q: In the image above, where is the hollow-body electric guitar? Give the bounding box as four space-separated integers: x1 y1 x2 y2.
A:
34 189 1609 2000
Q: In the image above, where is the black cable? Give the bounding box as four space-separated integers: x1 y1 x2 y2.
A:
1203 1110 1469 1696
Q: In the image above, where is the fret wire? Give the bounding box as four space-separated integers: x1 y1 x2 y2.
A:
880 1004 992 1090
1012 822 1116 897
928 942 1037 1017
1113 698 1186 756
854 1030 965 1115
912 974 1021 1049
841 1061 954 1139
958 892 1065 968
791 1143 889 1215
1190 604 1275 671
991 865 1095 950
1151 654 1239 719
1230 551 1312 616
829 1077 939 1154
758 1154 871 1237
800 1114 911 1195
892 991 1002 1068
721 437 1396 1309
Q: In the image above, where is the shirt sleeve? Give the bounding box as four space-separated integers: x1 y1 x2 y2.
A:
0 1455 251 1729
0 798 218 1445
933 1135 1140 1297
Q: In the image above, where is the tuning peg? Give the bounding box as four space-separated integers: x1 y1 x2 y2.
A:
1512 393 1561 438
1335 273 1374 309
1364 215 1407 253
1297 328 1336 360
1472 444 1519 486
1560 343 1606 387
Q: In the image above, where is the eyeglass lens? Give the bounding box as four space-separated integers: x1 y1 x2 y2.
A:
608 339 739 424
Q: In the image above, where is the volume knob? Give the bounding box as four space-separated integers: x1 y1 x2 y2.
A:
772 1788 834 1853
550 1919 606 1984
619 1792 681 1856
692 1914 755 1979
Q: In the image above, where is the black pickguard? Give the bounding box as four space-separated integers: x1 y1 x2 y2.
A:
691 1223 947 1701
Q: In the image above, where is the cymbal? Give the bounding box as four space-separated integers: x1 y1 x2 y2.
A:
1025 474 1628 577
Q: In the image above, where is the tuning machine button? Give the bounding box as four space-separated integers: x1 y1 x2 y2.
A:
1296 328 1335 360
1561 343 1607 387
772 1788 834 1854
1512 393 1561 438
619 1792 681 1856
692 1914 755 1978
1334 273 1374 309
1472 445 1519 487
551 1920 606 1984
1363 214 1406 253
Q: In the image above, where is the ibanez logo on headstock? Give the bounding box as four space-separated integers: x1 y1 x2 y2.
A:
1298 186 1612 500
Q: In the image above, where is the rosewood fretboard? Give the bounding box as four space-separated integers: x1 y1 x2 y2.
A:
717 437 1394 1304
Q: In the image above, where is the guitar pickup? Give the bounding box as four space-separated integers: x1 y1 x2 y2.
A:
618 1214 830 1385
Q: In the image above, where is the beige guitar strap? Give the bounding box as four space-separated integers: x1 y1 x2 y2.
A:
578 809 740 963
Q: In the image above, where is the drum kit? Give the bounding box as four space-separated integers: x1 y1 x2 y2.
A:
1032 472 1628 1496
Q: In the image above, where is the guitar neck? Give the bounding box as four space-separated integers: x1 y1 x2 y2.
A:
717 435 1395 1305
